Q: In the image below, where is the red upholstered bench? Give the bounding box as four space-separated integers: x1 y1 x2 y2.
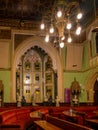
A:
49 106 69 118
0 124 20 130
0 107 35 130
73 106 98 119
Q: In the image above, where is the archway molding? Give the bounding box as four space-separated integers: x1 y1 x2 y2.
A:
85 71 98 102
87 18 98 41
11 36 64 102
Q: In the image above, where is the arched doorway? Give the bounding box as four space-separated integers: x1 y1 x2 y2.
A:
11 36 64 102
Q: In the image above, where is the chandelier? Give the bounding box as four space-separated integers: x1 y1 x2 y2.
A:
40 0 83 48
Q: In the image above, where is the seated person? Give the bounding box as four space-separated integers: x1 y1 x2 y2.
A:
21 96 26 106
48 95 52 106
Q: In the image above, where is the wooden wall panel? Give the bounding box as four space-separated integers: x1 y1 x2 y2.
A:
66 44 83 71
0 41 9 68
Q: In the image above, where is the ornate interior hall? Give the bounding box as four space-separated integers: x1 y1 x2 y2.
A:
0 0 98 106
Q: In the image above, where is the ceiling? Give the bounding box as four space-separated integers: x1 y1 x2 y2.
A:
0 0 97 43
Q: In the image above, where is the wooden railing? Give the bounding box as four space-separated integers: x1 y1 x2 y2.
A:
34 115 93 130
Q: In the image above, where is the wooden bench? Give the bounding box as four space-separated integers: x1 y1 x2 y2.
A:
34 120 62 130
85 119 98 129
62 110 83 124
73 110 86 124
0 124 20 130
34 115 93 130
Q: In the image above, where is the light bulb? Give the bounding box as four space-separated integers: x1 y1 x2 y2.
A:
50 25 54 33
45 34 49 42
40 23 45 30
77 13 82 19
57 10 62 18
61 36 65 40
67 35 72 43
60 42 64 48
76 26 81 35
66 22 72 30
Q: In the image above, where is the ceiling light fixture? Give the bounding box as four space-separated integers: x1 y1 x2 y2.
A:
40 0 83 48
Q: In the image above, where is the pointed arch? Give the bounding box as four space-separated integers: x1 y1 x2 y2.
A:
11 36 64 102
86 72 98 102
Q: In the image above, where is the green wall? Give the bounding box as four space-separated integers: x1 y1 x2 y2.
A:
0 29 97 103
64 71 87 102
0 40 11 103
64 66 98 102
63 37 98 102
82 42 89 70
0 70 11 102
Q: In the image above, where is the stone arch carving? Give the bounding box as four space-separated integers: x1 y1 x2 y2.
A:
85 72 98 102
11 36 64 102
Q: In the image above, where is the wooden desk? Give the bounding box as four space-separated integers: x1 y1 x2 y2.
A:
63 111 79 117
86 119 98 126
62 110 82 124
30 111 41 119
93 110 98 116
34 120 62 130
